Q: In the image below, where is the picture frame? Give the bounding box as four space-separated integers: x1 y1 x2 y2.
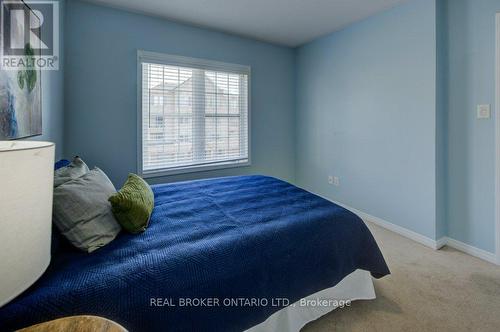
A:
0 0 42 139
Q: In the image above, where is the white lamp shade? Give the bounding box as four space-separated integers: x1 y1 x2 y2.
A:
0 141 55 307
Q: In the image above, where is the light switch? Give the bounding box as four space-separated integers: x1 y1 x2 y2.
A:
477 104 491 119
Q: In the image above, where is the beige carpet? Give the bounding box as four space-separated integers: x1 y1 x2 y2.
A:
303 222 500 332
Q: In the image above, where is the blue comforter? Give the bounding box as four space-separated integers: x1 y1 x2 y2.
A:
0 175 389 331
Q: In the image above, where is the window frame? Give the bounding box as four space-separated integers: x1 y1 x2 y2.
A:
137 50 252 178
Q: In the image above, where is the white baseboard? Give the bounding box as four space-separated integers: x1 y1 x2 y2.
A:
318 196 499 265
443 237 498 265
329 199 443 250
435 237 448 250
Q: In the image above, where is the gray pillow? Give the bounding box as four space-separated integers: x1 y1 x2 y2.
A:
54 156 89 187
53 167 121 253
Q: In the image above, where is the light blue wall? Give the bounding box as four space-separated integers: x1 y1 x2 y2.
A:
295 0 438 239
444 0 500 253
64 0 296 186
295 0 499 253
61 0 498 253
31 0 65 159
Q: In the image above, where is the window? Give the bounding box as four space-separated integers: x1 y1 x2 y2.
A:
138 51 250 177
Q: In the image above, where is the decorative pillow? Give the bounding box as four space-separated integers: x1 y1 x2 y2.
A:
52 159 72 255
109 173 154 234
53 167 121 253
54 156 89 187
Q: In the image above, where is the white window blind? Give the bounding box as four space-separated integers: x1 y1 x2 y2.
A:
138 51 250 176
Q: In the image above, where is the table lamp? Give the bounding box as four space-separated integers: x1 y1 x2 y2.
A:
0 141 55 307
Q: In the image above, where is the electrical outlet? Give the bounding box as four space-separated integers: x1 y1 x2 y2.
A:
328 175 340 186
477 104 491 119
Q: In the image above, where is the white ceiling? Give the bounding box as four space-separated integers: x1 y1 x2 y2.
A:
84 0 408 47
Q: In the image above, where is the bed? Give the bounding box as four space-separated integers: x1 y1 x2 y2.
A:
0 175 389 331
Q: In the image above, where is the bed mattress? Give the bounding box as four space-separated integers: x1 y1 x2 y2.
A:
0 175 389 331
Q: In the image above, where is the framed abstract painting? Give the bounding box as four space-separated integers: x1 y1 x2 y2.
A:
0 0 42 139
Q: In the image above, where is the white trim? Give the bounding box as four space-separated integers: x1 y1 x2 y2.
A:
315 194 498 264
137 51 143 177
444 237 498 265
136 50 252 177
137 50 251 75
142 159 250 178
495 13 500 265
328 199 443 250
435 237 448 250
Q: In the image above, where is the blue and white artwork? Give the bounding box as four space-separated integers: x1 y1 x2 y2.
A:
0 1 42 139
0 61 41 139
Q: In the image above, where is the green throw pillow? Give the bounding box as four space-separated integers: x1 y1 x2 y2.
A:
109 173 154 234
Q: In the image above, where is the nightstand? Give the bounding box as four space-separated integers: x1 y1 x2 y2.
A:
17 315 127 332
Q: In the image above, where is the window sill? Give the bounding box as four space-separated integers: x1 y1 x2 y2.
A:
141 160 251 178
